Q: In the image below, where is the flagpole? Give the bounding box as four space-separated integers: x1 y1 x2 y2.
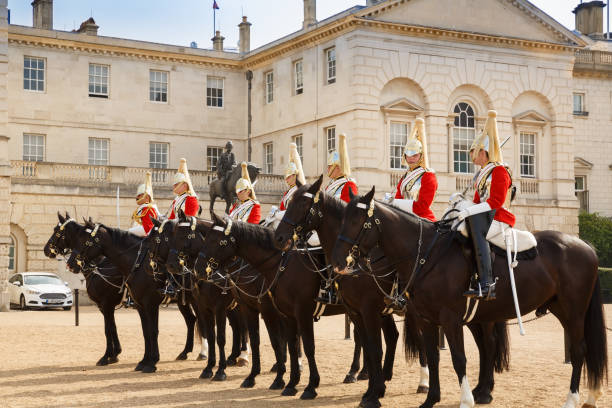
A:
213 7 216 37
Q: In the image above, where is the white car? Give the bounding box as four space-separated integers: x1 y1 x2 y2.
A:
8 272 74 311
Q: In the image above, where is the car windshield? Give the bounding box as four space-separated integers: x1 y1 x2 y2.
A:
24 275 63 285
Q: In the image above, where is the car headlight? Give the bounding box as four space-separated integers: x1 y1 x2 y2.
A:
27 289 41 295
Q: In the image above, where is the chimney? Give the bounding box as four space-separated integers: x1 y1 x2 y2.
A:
573 1 606 38
238 16 251 55
303 0 316 30
75 17 99 36
32 0 53 30
212 30 224 51
366 0 384 6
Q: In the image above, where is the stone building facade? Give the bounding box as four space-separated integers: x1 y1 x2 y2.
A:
2 0 612 309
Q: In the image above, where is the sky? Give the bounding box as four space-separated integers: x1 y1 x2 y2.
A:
6 0 602 50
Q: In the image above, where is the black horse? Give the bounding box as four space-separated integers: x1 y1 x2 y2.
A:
145 216 248 381
198 214 398 401
45 213 204 367
274 177 510 407
332 188 608 408
158 213 291 390
65 219 203 373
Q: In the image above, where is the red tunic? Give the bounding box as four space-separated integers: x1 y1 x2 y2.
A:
168 194 199 219
229 201 261 224
140 206 158 235
394 171 437 222
474 166 515 227
339 181 358 203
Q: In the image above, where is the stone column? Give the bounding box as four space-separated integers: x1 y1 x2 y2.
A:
0 0 10 312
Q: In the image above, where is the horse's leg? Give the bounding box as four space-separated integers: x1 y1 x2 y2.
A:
260 302 287 389
240 306 261 388
195 304 208 360
343 320 361 383
212 305 228 381
97 303 115 366
443 319 474 408
134 305 150 371
176 298 196 360
380 313 399 382
108 305 121 361
281 318 300 397
358 309 385 408
200 309 216 379
226 308 241 366
141 305 160 373
466 322 495 404
405 302 429 393
297 311 319 400
419 323 441 408
238 311 250 366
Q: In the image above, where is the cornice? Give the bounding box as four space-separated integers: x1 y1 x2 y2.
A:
8 33 242 70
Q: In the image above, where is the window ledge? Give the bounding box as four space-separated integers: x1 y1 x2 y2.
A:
573 111 589 117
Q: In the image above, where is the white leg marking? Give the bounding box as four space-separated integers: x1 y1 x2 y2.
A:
419 366 429 388
585 387 602 407
561 391 580 408
200 336 208 358
238 343 251 364
459 375 475 408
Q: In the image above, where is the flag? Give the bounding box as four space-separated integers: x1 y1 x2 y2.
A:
213 1 219 10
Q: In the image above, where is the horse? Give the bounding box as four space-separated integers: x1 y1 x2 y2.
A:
209 163 260 215
198 213 396 401
45 213 206 366
145 216 249 381
331 187 608 408
64 218 202 373
158 212 291 390
273 177 510 407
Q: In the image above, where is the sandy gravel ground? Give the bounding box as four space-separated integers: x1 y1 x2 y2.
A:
0 304 610 408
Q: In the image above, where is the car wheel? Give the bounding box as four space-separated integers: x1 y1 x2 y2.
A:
20 295 27 310
63 306 72 311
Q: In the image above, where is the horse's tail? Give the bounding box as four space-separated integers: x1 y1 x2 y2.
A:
492 321 510 373
403 303 422 364
584 276 608 389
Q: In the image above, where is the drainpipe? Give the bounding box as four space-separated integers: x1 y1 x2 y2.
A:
246 70 253 161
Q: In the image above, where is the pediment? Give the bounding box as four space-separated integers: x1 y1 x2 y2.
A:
574 156 594 170
359 0 585 46
513 110 550 126
380 97 424 115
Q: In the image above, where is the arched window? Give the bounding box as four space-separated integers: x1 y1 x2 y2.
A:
452 102 476 174
8 234 15 273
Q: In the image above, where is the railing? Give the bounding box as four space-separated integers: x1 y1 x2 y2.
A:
520 178 539 196
389 170 404 189
575 50 612 69
455 175 474 193
11 160 287 195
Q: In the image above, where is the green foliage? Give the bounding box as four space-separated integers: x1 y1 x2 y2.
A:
599 268 612 303
579 212 612 267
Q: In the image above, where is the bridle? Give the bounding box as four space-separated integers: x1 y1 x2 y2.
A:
48 218 76 256
280 190 323 243
337 198 383 268
75 224 101 267
147 219 173 281
202 218 235 280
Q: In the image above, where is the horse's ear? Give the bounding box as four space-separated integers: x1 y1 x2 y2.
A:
362 186 375 204
211 211 223 226
310 175 323 193
348 187 356 201
296 179 303 188
178 208 186 222
58 212 65 223
151 218 161 228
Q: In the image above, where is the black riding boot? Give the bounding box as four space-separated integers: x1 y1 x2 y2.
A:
463 211 497 301
316 282 338 305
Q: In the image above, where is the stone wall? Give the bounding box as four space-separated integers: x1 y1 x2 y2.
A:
0 0 10 311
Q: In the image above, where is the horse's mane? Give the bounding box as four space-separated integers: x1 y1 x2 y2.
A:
230 221 277 251
100 224 143 247
322 192 347 218
375 199 434 225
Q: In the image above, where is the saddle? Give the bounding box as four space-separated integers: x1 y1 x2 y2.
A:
457 219 538 260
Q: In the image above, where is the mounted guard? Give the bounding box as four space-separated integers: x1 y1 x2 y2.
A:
128 171 159 236
387 118 438 222
168 158 199 219
455 111 515 301
325 133 357 202
229 162 261 224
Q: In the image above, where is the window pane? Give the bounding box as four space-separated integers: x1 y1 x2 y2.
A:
390 122 408 169
452 103 475 174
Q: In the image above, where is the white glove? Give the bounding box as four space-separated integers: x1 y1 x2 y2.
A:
274 209 285 221
391 198 414 213
448 192 465 206
457 202 492 221
128 224 146 237
267 205 279 219
382 193 394 203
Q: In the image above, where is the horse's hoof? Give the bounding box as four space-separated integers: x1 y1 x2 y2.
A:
359 400 381 408
416 385 429 394
300 388 318 400
241 377 255 388
175 352 188 361
96 357 109 366
237 357 249 367
107 356 119 364
343 374 357 384
357 371 369 380
418 397 440 408
281 386 298 397
141 365 157 373
134 362 145 371
196 353 207 361
212 371 227 381
269 378 285 390
200 369 213 379
270 362 279 373
227 358 237 366
473 391 493 404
